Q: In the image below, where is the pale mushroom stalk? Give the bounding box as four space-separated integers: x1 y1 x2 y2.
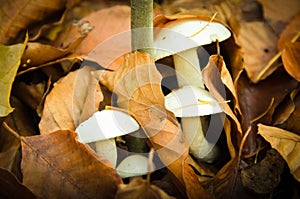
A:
173 49 218 162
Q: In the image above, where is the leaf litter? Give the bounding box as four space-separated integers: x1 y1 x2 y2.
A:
0 0 300 198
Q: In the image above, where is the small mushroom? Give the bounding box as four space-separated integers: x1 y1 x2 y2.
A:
75 109 140 143
116 155 155 178
165 85 223 117
75 109 140 167
154 15 231 162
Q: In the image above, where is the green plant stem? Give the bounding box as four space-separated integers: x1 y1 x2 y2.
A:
131 0 153 57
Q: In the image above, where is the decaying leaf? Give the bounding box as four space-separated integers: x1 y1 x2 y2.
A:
0 0 67 44
99 51 212 198
39 66 103 134
21 130 122 199
258 124 300 182
0 168 36 199
282 42 300 82
115 177 175 199
0 37 27 117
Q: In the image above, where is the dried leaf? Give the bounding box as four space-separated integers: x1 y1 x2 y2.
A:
0 97 37 179
115 177 175 199
258 124 300 182
275 92 300 134
39 66 103 134
236 21 278 83
0 37 27 117
99 52 212 198
0 0 66 44
21 130 122 198
13 81 46 110
258 0 300 35
20 40 83 67
202 55 242 135
277 11 300 51
282 42 300 81
0 168 36 199
273 89 299 125
55 5 131 70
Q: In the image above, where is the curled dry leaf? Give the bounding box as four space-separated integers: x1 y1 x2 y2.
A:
258 124 300 182
0 168 36 199
115 177 175 199
0 0 66 44
202 55 242 135
21 130 122 199
273 89 299 125
0 37 27 117
99 52 212 198
39 66 103 134
282 42 300 82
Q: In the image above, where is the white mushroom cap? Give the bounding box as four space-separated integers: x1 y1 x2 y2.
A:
165 85 223 117
116 155 154 178
75 109 139 143
154 19 231 60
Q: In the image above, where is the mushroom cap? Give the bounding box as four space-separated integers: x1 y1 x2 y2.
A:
154 17 231 60
117 155 154 178
165 85 223 117
75 109 139 143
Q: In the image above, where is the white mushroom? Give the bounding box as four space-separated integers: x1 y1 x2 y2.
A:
154 17 231 162
75 109 140 167
116 155 155 178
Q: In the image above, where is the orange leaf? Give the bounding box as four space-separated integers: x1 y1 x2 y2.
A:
282 42 300 81
21 130 122 198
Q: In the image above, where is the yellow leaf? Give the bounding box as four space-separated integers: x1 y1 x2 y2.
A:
0 36 27 117
258 124 300 182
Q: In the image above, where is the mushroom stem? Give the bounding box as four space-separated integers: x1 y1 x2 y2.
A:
173 48 218 162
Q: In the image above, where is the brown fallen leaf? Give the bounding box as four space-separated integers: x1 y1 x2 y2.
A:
20 39 83 68
235 69 298 154
258 124 300 182
257 0 300 35
282 42 300 82
0 97 37 179
202 55 242 136
272 89 299 126
0 168 36 199
236 21 278 83
55 5 131 70
0 0 67 44
275 91 300 135
115 177 175 199
277 11 300 51
21 130 122 198
99 51 212 198
39 66 103 134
